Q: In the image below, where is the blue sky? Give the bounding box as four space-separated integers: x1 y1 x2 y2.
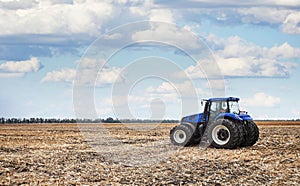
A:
1 0 300 120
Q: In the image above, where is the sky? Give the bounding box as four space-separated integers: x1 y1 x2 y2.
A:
0 0 300 120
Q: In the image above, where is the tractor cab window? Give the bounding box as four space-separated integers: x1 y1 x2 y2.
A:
229 101 240 114
209 101 228 120
210 102 217 112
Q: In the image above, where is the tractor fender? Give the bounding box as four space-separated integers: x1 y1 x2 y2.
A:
239 114 253 120
180 122 197 131
214 113 243 122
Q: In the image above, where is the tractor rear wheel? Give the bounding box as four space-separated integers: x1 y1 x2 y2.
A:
170 124 194 146
243 120 259 147
207 119 240 149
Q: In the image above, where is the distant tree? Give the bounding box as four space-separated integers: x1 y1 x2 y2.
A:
105 117 114 123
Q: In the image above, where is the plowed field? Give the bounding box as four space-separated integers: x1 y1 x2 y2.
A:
0 123 299 185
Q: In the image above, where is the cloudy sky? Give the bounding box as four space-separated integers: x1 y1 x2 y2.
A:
0 0 300 120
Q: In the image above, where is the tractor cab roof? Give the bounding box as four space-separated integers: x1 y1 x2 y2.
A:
207 97 240 102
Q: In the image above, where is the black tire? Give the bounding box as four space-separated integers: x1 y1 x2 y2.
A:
190 129 201 145
183 122 202 145
206 119 240 149
237 123 246 147
170 124 194 146
243 120 259 147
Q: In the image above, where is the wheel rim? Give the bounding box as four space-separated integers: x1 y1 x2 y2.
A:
173 129 187 144
212 125 230 145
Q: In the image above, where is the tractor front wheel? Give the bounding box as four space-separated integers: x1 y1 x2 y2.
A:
170 124 194 146
207 119 240 149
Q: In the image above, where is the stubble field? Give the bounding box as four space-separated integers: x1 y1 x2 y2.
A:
0 122 299 185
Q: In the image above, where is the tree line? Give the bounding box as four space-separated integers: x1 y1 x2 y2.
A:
0 117 179 124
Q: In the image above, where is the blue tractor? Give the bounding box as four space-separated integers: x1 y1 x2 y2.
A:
170 97 259 149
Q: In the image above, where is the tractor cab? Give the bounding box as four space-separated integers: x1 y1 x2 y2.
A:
181 97 252 125
203 97 241 123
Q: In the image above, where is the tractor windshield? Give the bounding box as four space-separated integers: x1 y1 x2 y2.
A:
229 101 240 114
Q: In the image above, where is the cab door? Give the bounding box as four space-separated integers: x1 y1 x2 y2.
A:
209 101 219 122
208 101 228 122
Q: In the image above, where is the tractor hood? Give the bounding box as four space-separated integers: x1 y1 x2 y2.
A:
181 113 204 124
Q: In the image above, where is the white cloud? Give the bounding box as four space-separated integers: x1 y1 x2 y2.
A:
199 34 299 78
181 64 206 79
96 67 122 86
112 80 207 118
0 57 41 78
223 7 300 34
189 0 300 7
177 3 299 34
243 92 280 107
129 0 154 16
129 6 147 16
77 58 123 86
0 0 37 10
78 58 103 69
0 0 298 41
116 81 202 108
146 81 205 97
237 7 292 24
42 68 76 83
282 11 300 34
267 42 300 59
181 56 296 79
131 22 202 50
268 0 300 7
0 0 115 36
218 57 296 77
206 34 300 59
149 9 174 23
0 57 40 73
42 59 122 86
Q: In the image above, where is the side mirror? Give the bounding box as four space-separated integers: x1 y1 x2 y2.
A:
201 100 203 106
